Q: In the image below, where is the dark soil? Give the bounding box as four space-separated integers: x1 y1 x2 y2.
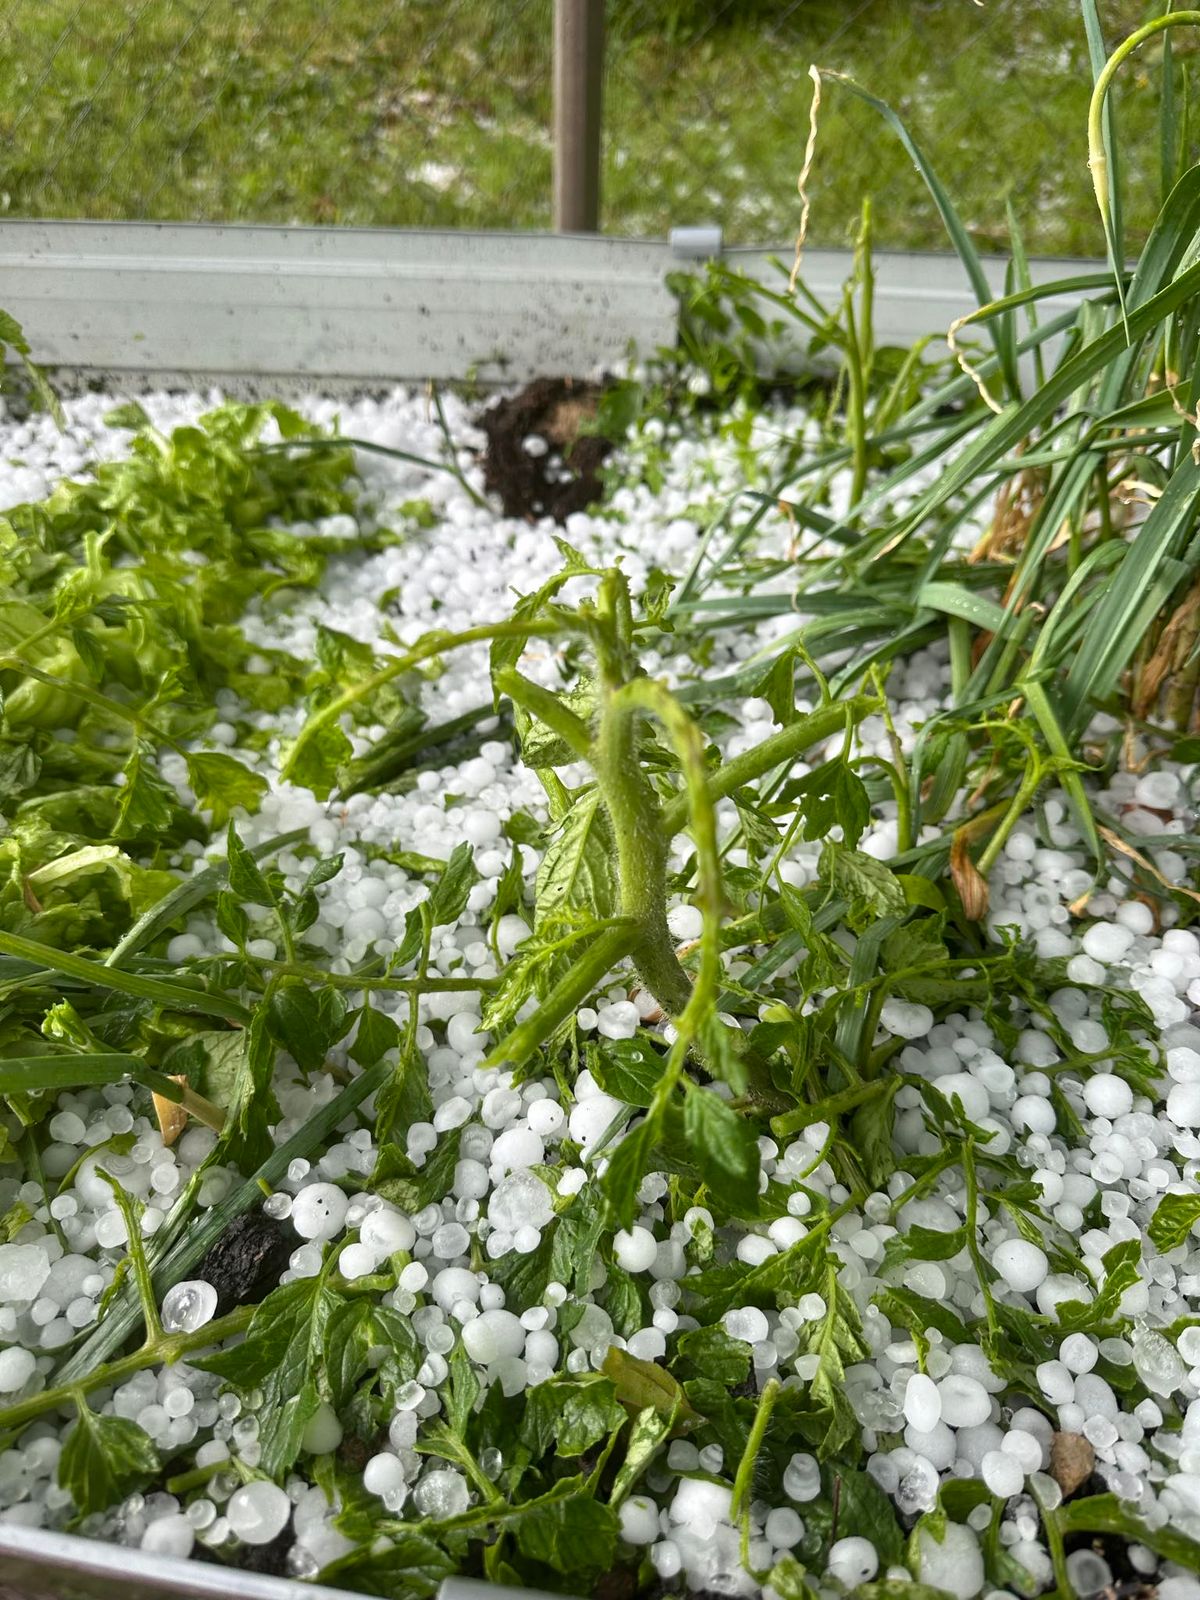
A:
193 1211 294 1315
596 1565 641 1600
478 376 614 523
233 1530 293 1578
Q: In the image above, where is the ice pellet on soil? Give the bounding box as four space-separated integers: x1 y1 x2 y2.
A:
936 1374 991 1428
161 1280 218 1334
916 1521 985 1600
614 1226 658 1274
461 1309 525 1363
413 1470 470 1518
903 1373 942 1432
980 1448 1024 1497
667 904 704 942
1001 1428 1044 1473
596 1001 639 1040
1082 1073 1133 1119
291 1183 349 1241
992 1239 1049 1293
226 1481 291 1544
141 1514 195 1559
1060 1333 1098 1374
895 1454 940 1515
1167 1081 1200 1127
338 1243 377 1279
0 1245 51 1304
487 1171 553 1234
827 1536 878 1585
722 1306 769 1346
363 1452 407 1497
619 1496 660 1544
670 1478 733 1535
880 999 934 1039
301 1402 343 1456
1132 1326 1186 1396
0 1347 36 1393
567 1092 624 1150
1081 923 1135 964
764 1506 803 1548
783 1452 821 1502
1066 1550 1114 1597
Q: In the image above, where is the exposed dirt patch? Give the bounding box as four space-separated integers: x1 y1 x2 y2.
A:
478 376 614 523
194 1210 294 1315
233 1530 293 1577
595 1565 640 1600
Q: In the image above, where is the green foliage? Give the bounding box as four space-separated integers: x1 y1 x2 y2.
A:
58 1403 158 1516
1149 1190 1200 1251
6 23 1200 1587
0 310 62 424
683 1085 761 1214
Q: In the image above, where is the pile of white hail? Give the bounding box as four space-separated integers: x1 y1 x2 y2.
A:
0 382 1199 1600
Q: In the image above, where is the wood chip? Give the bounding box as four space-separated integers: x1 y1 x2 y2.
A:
1050 1430 1095 1497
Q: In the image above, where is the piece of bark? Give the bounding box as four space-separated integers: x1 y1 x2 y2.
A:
1050 1430 1095 1497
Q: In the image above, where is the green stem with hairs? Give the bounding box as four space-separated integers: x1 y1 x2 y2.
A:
99 1172 163 1345
1032 1480 1075 1600
279 617 564 786
732 1377 780 1536
490 615 870 1082
485 923 638 1071
614 678 723 1033
660 693 878 835
582 656 729 1046
593 687 691 1018
493 668 592 758
975 756 1045 878
962 1138 999 1337
0 1306 255 1438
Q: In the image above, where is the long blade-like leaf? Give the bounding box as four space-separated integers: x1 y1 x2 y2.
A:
0 930 250 1024
0 1052 189 1101
1060 455 1200 731
105 828 308 969
1081 0 1123 270
819 70 1019 400
55 1057 393 1379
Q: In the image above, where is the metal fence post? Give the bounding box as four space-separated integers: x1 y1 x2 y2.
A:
553 0 605 232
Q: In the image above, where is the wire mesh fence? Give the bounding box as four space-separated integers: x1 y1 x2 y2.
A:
0 0 1175 252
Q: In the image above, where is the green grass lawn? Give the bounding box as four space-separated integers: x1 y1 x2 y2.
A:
0 0 1180 253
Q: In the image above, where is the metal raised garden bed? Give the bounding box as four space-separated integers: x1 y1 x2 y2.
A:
0 1522 545 1600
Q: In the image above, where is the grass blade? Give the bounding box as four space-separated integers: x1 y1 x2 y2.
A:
821 70 1019 400
54 1057 393 1380
1162 22 1178 204
1081 0 1123 271
896 254 1200 563
105 828 309 969
1059 455 1200 733
0 1053 190 1102
0 930 251 1024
